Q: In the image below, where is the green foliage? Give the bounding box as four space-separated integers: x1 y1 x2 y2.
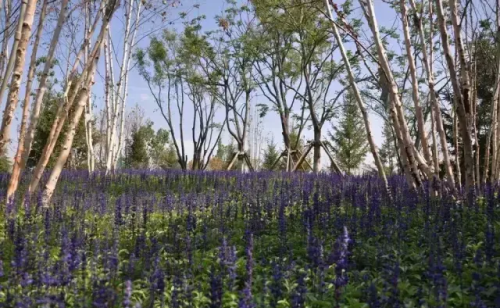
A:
27 83 92 170
215 140 231 161
254 0 345 133
328 92 368 174
163 143 181 169
149 129 171 168
0 155 11 173
124 122 173 170
379 120 398 175
441 31 496 180
27 88 59 169
214 140 242 170
262 139 280 171
124 122 154 169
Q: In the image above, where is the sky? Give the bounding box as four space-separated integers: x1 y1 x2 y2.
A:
5 0 401 170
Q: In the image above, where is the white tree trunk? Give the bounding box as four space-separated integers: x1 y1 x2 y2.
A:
22 0 92 168
399 0 431 166
0 0 27 111
453 108 462 187
105 29 120 173
484 85 498 183
325 0 390 195
26 5 114 197
485 1 500 184
408 0 455 189
103 0 143 172
104 32 113 170
41 68 98 206
6 0 49 202
429 98 439 175
83 0 95 172
0 0 12 78
494 103 500 181
113 0 143 169
362 0 434 185
85 93 95 172
487 79 500 183
0 0 37 156
436 0 475 189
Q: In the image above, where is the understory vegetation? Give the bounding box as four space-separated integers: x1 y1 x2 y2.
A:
0 171 498 307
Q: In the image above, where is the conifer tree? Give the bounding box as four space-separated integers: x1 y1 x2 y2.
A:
379 121 398 175
0 155 11 173
124 122 154 169
262 138 280 171
329 92 368 174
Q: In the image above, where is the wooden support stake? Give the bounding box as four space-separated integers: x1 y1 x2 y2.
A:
270 153 284 171
286 148 291 171
293 143 313 171
321 142 342 175
227 152 239 170
244 153 255 172
294 149 313 171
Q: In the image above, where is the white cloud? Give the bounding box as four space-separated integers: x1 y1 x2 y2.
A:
140 93 149 101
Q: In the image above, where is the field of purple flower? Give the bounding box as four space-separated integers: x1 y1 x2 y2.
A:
0 170 499 307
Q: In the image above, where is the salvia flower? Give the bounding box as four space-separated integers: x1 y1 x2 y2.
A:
123 280 132 308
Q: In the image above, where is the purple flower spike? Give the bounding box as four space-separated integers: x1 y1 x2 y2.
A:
124 280 132 308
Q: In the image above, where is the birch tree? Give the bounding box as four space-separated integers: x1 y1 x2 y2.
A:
26 0 118 198
398 0 431 166
435 0 475 190
324 0 390 194
6 0 51 202
40 0 120 206
359 0 436 188
41 44 103 206
102 0 144 174
0 0 28 110
83 0 95 172
0 0 38 156
0 0 14 78
408 0 455 188
484 0 500 184
21 0 103 175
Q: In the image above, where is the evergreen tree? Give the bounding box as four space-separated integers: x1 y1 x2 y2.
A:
124 122 178 170
379 120 398 175
262 138 280 170
0 155 11 173
164 144 181 169
214 140 241 170
124 121 155 169
224 143 242 170
215 140 228 160
149 128 170 169
329 92 368 174
27 87 60 169
27 83 93 170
